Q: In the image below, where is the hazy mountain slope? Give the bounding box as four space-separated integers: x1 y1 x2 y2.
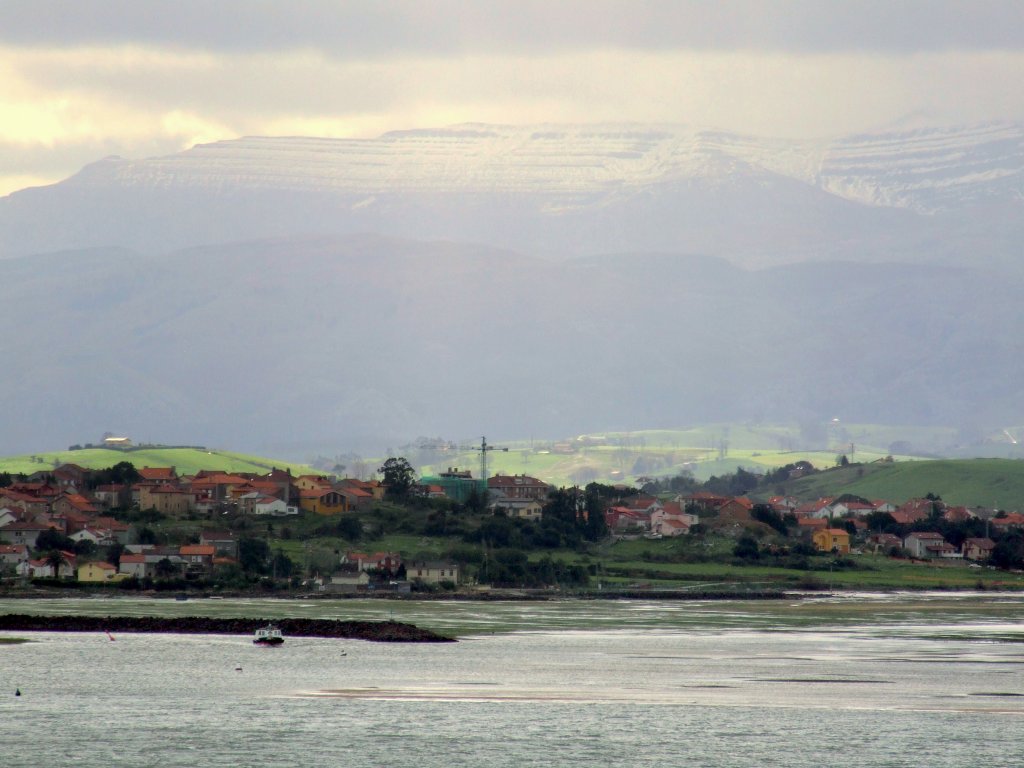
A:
1 235 1022 457
2 123 1020 268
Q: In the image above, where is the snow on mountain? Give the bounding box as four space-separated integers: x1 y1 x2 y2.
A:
819 122 1024 211
3 121 1021 266
63 122 1024 214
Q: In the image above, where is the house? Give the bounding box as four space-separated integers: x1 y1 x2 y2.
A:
896 499 939 524
138 466 177 483
179 544 216 572
19 551 76 579
118 553 151 579
490 498 544 521
407 560 460 585
0 506 23 528
252 495 297 516
0 490 52 517
798 517 828 535
70 527 116 547
339 478 384 502
656 518 691 537
342 551 402 574
962 537 996 561
140 546 186 575
903 531 950 559
650 502 698 537
0 520 54 548
415 483 448 499
78 561 120 582
991 513 1024 531
0 543 30 568
51 463 90 489
326 569 370 593
768 495 799 512
295 475 335 493
794 498 836 519
189 473 248 501
866 533 903 554
92 484 129 509
605 506 651 532
200 530 239 558
487 473 551 501
138 484 195 516
843 502 876 518
299 488 348 515
811 528 851 554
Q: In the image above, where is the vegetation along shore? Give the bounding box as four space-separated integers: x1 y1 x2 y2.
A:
0 614 454 642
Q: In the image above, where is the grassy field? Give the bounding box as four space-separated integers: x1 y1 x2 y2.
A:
0 447 316 476
780 458 1024 510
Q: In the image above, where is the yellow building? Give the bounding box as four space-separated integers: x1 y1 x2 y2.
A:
78 561 121 582
299 488 349 515
812 528 851 554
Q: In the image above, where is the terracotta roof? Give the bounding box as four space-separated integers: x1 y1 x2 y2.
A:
180 545 215 556
138 467 176 480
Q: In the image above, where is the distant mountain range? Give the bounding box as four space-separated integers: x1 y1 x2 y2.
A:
1 235 1021 457
2 122 1023 457
2 122 1022 268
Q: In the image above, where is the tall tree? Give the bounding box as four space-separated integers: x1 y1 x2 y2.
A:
378 457 415 499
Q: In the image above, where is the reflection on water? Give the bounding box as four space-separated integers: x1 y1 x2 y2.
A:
1 594 1023 767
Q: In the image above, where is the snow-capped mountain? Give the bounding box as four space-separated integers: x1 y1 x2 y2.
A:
62 121 1024 210
1 122 1022 266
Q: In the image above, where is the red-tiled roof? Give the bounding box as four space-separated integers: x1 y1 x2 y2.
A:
139 467 176 480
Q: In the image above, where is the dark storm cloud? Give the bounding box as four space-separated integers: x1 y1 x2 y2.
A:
1 0 1022 55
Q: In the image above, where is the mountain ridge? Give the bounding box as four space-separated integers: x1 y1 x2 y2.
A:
2 121 1021 268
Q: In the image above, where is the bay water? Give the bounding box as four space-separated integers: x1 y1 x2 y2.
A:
2 592 1023 767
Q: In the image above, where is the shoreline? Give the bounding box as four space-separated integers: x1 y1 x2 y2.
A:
0 614 456 642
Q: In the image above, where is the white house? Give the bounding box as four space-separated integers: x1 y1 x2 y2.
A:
253 495 297 516
903 532 953 559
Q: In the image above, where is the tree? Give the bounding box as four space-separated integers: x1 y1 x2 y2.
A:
336 515 362 541
36 529 77 555
155 558 178 579
583 486 608 541
106 541 125 569
239 538 271 575
733 535 760 561
44 550 66 579
378 457 415 499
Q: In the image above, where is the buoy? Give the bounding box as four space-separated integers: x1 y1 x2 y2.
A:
15 688 21 696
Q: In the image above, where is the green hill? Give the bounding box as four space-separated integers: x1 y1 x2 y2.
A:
0 447 315 476
782 458 1024 511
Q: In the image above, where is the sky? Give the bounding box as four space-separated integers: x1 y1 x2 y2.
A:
2 0 1023 196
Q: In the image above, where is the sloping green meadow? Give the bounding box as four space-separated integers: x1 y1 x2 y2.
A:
0 447 315 476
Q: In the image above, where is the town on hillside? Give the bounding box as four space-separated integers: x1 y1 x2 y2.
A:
1 457 1023 592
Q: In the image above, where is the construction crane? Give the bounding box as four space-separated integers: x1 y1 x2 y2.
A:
470 436 507 486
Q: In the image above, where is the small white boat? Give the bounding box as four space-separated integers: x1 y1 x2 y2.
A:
253 624 284 646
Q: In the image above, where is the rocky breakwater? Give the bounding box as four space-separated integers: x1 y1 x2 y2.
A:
0 614 455 642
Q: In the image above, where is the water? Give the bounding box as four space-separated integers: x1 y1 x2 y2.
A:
2 593 1023 766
